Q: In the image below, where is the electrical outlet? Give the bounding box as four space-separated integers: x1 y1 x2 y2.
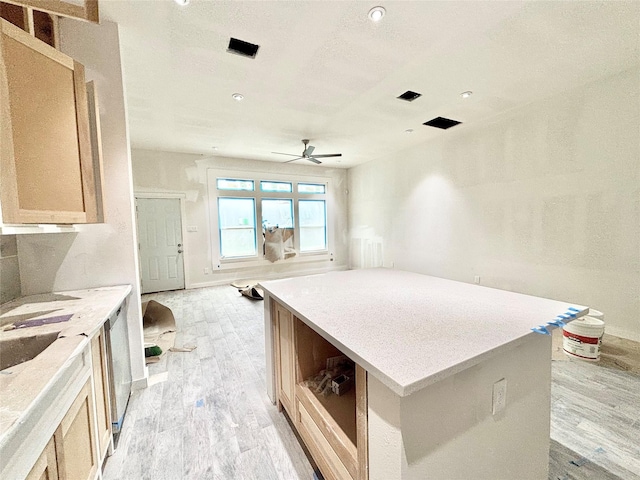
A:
474 275 481 284
204 267 210 275
492 378 507 415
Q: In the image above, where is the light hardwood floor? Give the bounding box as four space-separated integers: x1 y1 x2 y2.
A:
102 285 639 480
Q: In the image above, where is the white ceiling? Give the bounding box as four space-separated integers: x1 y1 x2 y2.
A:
101 0 640 168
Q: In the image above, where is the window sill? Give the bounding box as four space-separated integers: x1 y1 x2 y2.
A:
216 252 332 270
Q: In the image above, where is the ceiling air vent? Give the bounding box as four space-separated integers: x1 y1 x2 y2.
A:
397 90 422 102
227 37 260 58
423 117 462 129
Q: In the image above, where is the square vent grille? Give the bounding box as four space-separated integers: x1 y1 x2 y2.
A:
423 117 462 129
227 37 260 58
397 90 422 102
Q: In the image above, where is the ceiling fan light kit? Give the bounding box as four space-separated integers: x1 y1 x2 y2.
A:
272 139 342 165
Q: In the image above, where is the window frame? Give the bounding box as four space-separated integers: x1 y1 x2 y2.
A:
207 169 332 269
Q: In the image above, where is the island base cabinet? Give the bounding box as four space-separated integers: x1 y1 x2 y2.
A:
26 437 59 480
272 299 368 480
273 301 295 418
55 378 98 480
297 402 352 480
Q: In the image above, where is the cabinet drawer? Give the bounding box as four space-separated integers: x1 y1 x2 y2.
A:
298 401 353 480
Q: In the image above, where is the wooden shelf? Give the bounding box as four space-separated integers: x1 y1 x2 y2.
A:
297 382 357 447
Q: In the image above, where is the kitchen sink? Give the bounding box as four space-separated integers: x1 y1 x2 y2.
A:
0 331 60 371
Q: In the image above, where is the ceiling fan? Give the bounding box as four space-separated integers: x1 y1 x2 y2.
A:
272 139 342 165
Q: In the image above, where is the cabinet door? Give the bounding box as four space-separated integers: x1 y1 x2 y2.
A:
274 301 295 416
0 18 98 224
26 437 58 480
91 328 112 462
55 379 98 480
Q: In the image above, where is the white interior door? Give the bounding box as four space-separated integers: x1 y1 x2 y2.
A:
136 197 185 294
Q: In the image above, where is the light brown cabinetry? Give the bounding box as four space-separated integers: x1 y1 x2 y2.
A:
272 300 368 480
274 300 295 417
24 377 98 480
25 437 58 480
0 18 102 224
55 378 98 480
91 327 112 462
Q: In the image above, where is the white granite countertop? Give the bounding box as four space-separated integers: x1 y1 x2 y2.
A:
0 285 132 440
260 269 587 396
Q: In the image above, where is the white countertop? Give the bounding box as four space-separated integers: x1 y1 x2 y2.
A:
260 269 587 396
0 285 132 439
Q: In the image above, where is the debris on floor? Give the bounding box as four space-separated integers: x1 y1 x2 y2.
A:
142 300 176 364
230 281 264 301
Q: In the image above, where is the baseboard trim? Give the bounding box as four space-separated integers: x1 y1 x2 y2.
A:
131 376 148 391
605 326 640 343
188 264 348 290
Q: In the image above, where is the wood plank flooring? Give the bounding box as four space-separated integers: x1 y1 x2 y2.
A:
102 285 640 480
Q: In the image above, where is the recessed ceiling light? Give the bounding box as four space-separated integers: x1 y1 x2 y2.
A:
460 91 473 98
404 129 414 134
368 6 386 22
232 93 244 101
174 0 189 5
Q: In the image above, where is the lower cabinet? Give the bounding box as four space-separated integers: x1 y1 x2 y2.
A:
25 437 58 480
274 300 295 417
91 328 112 462
24 378 97 480
272 300 369 480
55 378 98 480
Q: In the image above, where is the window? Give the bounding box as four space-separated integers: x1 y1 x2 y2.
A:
262 199 293 228
209 170 330 265
217 198 256 257
217 178 254 191
261 181 292 193
298 183 325 194
299 200 326 251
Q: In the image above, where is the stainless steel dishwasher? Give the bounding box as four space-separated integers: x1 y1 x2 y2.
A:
104 296 132 447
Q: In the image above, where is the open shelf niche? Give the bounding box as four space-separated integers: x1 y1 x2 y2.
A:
295 318 357 447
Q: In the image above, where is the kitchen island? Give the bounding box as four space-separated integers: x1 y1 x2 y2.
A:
261 269 587 480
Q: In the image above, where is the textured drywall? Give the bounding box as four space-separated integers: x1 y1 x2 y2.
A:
0 235 20 304
348 68 640 341
16 20 146 384
131 149 349 287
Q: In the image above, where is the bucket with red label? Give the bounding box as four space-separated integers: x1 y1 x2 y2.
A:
562 315 605 361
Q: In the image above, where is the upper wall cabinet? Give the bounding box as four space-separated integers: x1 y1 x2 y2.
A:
0 18 102 224
3 0 98 23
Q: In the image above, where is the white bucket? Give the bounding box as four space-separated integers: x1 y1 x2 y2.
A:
587 308 604 321
563 316 605 361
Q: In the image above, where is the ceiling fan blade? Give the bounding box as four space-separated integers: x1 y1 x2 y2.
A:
272 151 302 157
284 157 304 163
310 153 342 158
307 157 322 165
304 145 315 156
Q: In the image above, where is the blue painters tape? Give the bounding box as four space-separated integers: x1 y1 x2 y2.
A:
195 399 204 408
547 319 566 328
567 307 580 313
564 311 577 318
532 325 551 335
560 314 571 320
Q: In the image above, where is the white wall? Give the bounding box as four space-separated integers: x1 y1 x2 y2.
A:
349 68 640 341
131 149 349 287
17 20 146 385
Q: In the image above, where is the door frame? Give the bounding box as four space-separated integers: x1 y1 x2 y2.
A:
134 192 190 290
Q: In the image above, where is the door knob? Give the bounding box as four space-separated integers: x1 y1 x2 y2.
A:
178 249 183 253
